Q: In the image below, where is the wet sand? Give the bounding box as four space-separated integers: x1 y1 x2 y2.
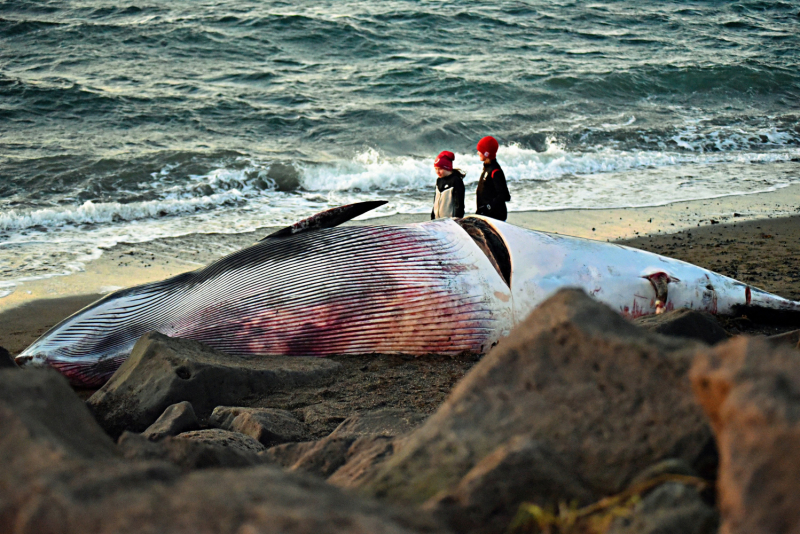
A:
1 185 799 357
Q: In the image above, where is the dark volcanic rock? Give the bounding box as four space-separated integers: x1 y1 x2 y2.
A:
0 369 450 534
210 406 309 446
330 408 426 438
422 436 596 534
118 431 262 469
634 308 729 345
174 428 267 454
0 345 15 368
691 336 800 534
607 482 718 534
87 332 342 438
361 289 712 506
142 401 199 441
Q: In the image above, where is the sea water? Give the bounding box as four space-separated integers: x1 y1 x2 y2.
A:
1 0 799 295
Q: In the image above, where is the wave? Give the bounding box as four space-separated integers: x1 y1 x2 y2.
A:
4 137 799 234
0 191 247 232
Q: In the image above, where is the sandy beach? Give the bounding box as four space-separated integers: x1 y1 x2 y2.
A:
2 185 799 358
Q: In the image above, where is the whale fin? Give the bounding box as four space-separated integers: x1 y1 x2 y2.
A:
261 201 388 240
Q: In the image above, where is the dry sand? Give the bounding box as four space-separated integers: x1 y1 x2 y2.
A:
1 185 799 358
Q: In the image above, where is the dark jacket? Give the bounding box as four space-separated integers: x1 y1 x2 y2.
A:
476 160 511 221
431 170 466 219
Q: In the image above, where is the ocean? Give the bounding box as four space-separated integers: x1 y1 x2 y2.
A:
1 0 799 297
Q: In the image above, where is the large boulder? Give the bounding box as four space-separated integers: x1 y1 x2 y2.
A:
9 462 448 534
422 436 596 534
360 289 713 509
0 369 449 534
87 332 342 438
691 336 800 534
0 368 118 464
634 308 729 345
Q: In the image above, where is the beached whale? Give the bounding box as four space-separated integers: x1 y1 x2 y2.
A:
16 201 800 387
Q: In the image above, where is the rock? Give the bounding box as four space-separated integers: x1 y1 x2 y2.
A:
765 328 800 349
303 401 351 428
142 401 199 441
262 440 318 468
0 368 118 463
173 428 267 455
265 433 398 483
330 408 427 438
422 436 596 534
1 368 447 533
287 436 357 477
0 345 16 368
691 336 800 534
210 406 308 446
608 482 718 534
329 436 398 489
87 332 342 438
634 308 729 345
8 460 448 534
361 289 712 505
118 431 262 469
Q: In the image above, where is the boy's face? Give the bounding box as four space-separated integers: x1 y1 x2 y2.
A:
477 151 491 163
435 167 450 178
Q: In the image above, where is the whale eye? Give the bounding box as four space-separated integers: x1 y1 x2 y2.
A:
456 218 511 287
175 367 191 380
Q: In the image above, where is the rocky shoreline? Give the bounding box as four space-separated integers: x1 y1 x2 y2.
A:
2 286 800 533
2 215 800 534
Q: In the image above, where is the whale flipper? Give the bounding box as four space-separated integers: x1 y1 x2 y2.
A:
262 200 388 240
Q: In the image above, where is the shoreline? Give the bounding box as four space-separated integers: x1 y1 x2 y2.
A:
2 183 799 314
1 186 799 356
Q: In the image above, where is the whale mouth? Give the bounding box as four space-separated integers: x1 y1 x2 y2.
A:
456 217 511 287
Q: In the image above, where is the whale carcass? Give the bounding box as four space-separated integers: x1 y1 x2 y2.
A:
16 201 800 387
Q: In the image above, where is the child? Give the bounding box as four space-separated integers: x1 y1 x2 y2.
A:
475 136 511 221
431 150 465 219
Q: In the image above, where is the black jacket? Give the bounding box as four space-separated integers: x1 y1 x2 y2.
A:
475 160 511 221
430 170 465 219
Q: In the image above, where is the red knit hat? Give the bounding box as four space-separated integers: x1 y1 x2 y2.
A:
434 150 454 171
476 136 499 159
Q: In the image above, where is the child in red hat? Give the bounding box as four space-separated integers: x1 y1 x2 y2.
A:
431 150 465 219
475 136 511 221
